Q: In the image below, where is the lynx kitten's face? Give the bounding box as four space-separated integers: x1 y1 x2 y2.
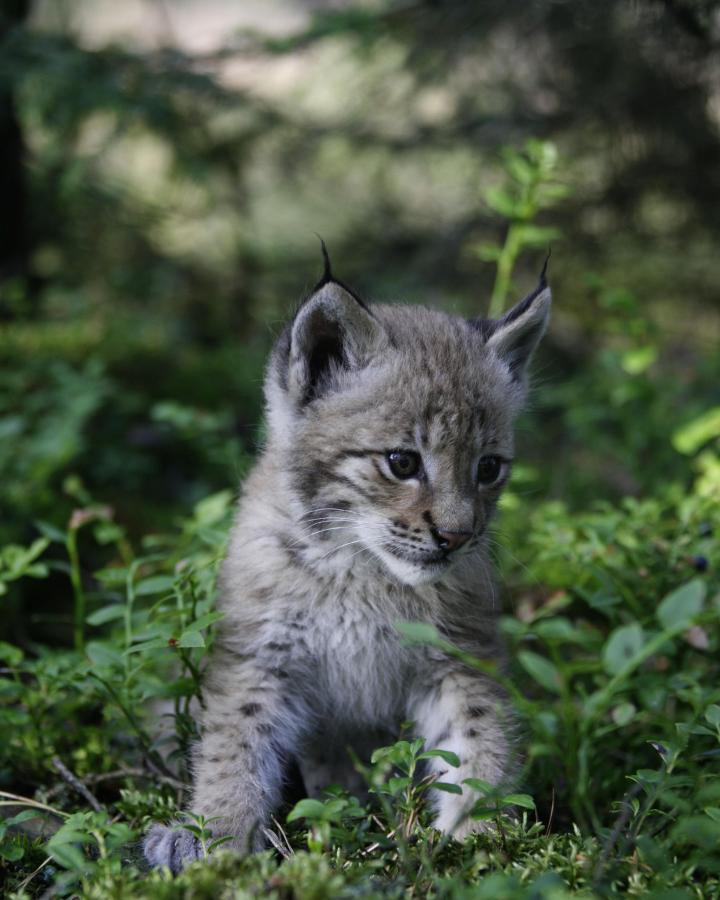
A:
266 268 550 587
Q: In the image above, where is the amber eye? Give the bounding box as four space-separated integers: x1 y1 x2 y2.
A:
387 450 421 480
477 455 503 485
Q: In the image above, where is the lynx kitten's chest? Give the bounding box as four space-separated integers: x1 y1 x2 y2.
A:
305 583 415 726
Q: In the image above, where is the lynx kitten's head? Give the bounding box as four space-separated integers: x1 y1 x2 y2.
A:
265 256 551 586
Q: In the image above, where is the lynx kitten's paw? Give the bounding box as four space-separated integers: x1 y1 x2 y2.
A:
143 823 202 874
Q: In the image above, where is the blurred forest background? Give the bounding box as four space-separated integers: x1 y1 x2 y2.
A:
3 0 720 548
1 2 720 894
2 0 720 647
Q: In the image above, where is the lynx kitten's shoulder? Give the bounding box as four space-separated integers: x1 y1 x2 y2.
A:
144 253 551 872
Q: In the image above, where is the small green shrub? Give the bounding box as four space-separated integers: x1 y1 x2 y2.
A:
0 454 717 896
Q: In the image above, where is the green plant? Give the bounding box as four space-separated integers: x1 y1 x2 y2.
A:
477 140 568 317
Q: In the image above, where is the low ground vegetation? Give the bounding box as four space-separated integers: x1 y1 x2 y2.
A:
1 419 718 896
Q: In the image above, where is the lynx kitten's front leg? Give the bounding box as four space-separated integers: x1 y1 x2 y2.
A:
144 661 305 873
411 670 513 838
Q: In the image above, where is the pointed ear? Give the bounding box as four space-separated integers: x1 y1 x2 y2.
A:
285 281 389 405
483 282 551 380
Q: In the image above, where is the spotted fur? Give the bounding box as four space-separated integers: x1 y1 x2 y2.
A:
144 266 551 872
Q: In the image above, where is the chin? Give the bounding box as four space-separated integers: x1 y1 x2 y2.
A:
372 547 451 587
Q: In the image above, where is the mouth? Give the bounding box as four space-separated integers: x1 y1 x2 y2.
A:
384 545 451 568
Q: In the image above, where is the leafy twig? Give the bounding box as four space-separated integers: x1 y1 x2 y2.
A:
52 756 103 812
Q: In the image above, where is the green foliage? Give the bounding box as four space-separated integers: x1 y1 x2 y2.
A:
0 464 717 895
0 360 110 544
477 140 567 317
0 538 49 596
2 5 720 894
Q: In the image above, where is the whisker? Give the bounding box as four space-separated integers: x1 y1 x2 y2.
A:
343 543 380 565
307 506 357 511
304 525 388 540
282 527 383 551
317 538 369 562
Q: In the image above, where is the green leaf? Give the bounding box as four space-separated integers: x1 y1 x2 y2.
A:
5 810 41 827
388 776 412 793
193 490 233 526
705 704 720 727
419 749 461 768
394 621 443 645
671 815 720 850
505 153 534 184
287 799 328 823
179 611 224 634
178 631 205 648
621 345 658 375
603 623 645 675
94 566 130 587
86 604 126 626
463 778 493 795
515 223 561 247
469 805 496 820
475 242 502 262
35 520 67 543
533 617 587 644
517 651 562 693
612 702 637 727
501 793 536 809
657 579 706 631
0 641 23 666
486 186 519 218
104 822 134 855
208 834 235 852
125 638 173 655
85 640 123 668
672 407 720 455
47 825 91 872
433 782 463 794
135 575 175 597
1 538 50 581
93 521 124 545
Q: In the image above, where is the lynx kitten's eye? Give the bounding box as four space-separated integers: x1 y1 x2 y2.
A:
387 450 421 479
477 455 503 485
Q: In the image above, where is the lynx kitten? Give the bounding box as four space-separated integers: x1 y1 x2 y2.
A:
145 252 551 871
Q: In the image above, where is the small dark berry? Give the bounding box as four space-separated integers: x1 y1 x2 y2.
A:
693 555 709 572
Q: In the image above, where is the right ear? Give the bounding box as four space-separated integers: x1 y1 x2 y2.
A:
277 281 389 407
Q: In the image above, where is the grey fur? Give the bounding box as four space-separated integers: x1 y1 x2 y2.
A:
144 273 551 870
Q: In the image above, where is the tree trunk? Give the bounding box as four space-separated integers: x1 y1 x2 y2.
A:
0 0 32 319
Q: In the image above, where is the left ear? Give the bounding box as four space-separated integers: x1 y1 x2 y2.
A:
483 280 551 380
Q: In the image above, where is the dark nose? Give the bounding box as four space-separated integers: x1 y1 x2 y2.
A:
432 528 472 553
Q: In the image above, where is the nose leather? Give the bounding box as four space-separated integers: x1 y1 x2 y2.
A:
432 528 472 552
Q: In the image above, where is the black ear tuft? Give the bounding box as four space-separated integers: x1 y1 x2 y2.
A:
539 247 551 286
314 234 333 285
306 238 371 312
501 258 551 328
